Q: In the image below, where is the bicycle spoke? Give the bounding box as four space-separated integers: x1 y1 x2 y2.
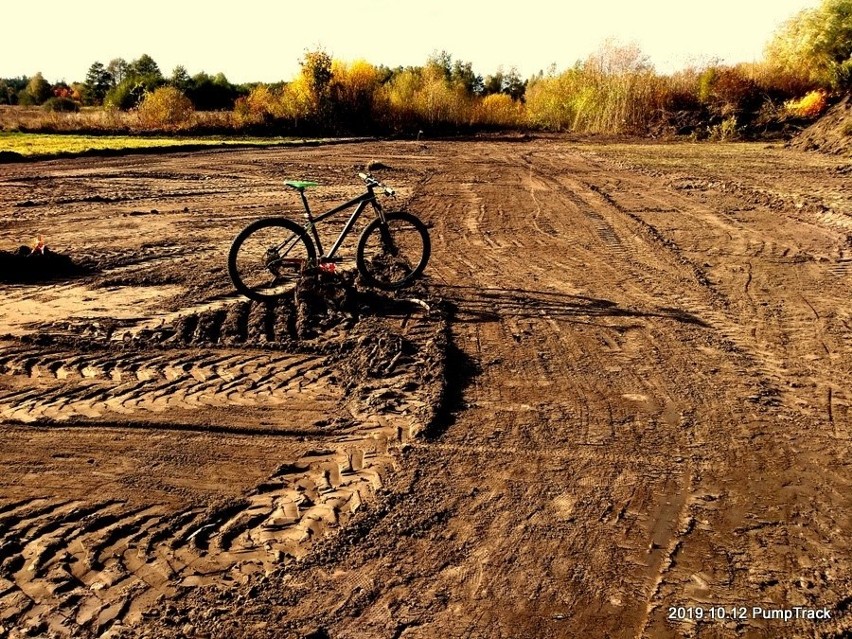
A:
229 220 314 301
357 213 430 289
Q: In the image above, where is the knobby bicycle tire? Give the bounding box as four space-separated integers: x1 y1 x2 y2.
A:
356 211 431 289
228 217 316 302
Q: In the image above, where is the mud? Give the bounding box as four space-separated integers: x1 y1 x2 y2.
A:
0 139 850 639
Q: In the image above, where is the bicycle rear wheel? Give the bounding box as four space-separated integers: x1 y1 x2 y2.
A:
228 218 316 301
356 211 431 289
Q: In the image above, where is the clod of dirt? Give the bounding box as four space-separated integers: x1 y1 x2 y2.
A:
294 271 357 339
339 326 413 383
0 245 93 283
367 160 391 171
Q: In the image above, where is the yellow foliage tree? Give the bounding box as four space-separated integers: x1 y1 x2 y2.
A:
137 86 194 130
476 93 523 127
766 0 852 89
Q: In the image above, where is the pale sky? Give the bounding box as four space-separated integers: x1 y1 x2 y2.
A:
1 0 821 84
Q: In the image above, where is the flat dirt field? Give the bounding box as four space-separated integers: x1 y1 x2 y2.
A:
0 138 850 639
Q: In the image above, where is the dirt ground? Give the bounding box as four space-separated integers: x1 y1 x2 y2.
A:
789 96 852 157
0 137 850 639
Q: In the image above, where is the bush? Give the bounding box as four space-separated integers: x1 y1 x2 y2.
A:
698 66 762 117
42 97 79 112
476 93 523 127
708 115 740 141
785 90 829 117
105 75 161 110
137 86 194 129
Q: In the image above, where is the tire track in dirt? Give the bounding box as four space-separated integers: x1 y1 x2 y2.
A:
320 146 712 637
0 346 336 423
0 243 447 636
3 141 850 638
544 149 852 637
568 163 852 423
249 141 850 639
0 418 419 636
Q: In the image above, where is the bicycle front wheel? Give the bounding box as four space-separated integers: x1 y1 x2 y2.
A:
228 217 316 301
356 211 431 289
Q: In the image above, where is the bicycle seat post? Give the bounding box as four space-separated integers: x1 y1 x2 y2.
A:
300 190 326 257
295 190 310 220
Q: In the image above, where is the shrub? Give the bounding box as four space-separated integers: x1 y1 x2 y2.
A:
137 86 194 129
698 66 761 116
784 90 829 117
105 77 154 110
476 93 524 127
233 85 281 125
42 97 79 112
708 115 740 141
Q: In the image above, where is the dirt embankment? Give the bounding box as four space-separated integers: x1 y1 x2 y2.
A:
790 95 852 156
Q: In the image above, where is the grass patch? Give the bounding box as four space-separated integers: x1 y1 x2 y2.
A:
0 132 320 158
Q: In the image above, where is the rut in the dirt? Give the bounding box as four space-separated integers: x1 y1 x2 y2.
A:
0 268 450 638
3 141 850 639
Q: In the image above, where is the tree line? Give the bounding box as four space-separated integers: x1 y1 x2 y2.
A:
0 54 247 111
1 0 849 135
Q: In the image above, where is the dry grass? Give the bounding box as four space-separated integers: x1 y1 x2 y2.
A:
0 131 307 157
0 105 235 134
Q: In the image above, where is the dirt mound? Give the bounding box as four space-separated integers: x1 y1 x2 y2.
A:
0 245 93 283
789 95 852 156
121 271 434 348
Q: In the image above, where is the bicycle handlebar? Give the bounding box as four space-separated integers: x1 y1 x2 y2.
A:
358 172 395 197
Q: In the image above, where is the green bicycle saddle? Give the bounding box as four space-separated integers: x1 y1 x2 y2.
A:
284 180 319 191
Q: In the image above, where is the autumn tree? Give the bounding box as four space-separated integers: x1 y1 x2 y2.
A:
330 59 382 131
767 0 852 89
300 49 334 122
19 72 52 105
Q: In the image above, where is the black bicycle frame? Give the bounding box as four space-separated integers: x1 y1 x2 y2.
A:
280 188 385 261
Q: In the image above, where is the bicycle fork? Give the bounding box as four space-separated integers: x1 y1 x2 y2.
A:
370 200 398 256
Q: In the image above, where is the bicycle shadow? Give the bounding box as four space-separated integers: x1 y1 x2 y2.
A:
434 284 709 328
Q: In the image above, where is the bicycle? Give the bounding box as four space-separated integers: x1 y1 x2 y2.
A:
228 173 431 302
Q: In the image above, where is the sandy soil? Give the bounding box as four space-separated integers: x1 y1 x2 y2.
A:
0 138 850 639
